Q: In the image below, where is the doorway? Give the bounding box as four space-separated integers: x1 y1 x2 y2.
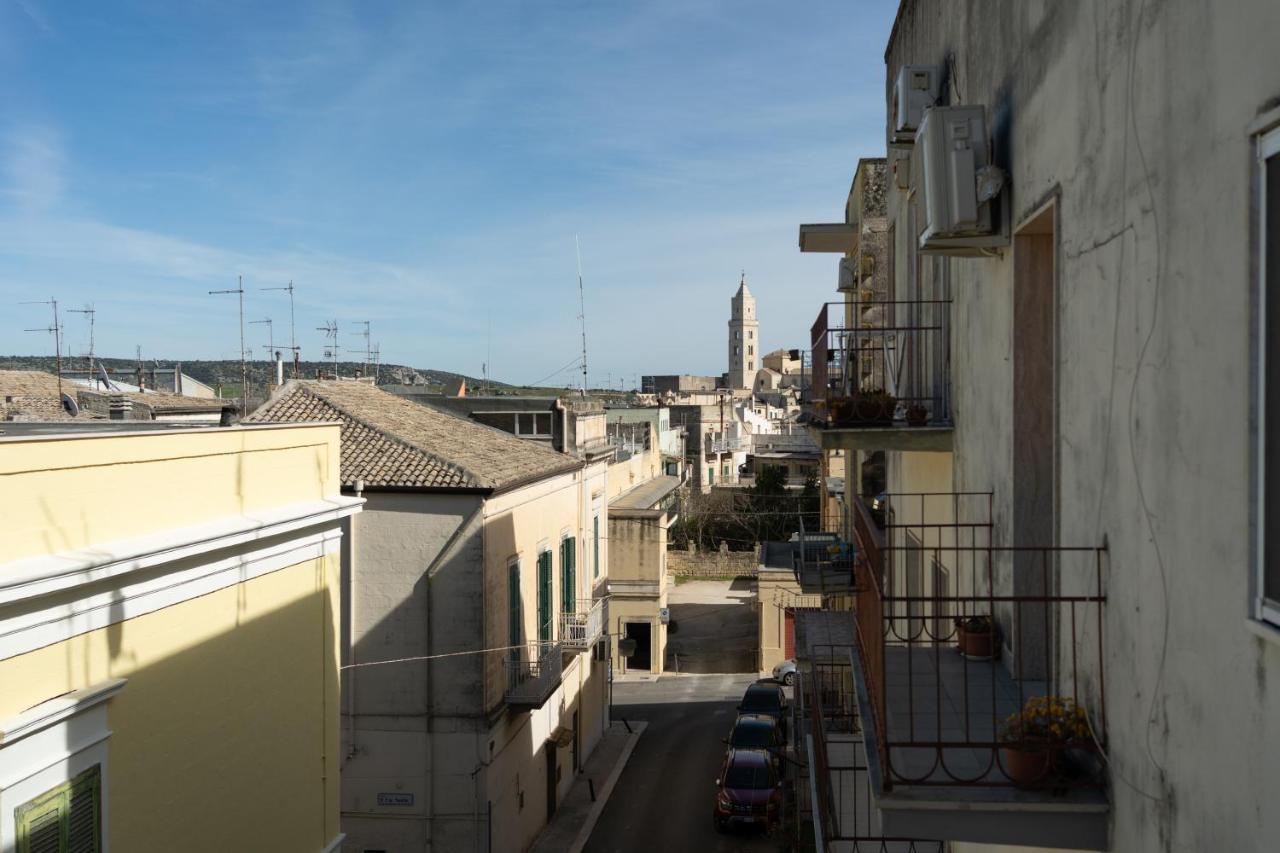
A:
783 609 795 660
624 622 652 671
545 742 558 822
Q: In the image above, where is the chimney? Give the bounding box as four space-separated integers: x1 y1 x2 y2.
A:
175 363 183 395
275 351 284 386
108 395 133 420
219 405 239 427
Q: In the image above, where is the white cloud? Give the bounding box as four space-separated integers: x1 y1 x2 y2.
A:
3 124 64 212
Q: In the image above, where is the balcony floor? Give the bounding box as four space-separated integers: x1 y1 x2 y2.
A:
849 642 1110 850
815 424 953 453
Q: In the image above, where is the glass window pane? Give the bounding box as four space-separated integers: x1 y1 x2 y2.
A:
1265 152 1280 610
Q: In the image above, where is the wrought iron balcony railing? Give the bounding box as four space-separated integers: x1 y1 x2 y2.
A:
809 300 951 429
559 598 604 650
505 639 564 708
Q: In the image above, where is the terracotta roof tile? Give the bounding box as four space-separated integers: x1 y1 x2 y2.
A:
246 380 580 490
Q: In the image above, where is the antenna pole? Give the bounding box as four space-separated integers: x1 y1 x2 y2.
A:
210 277 248 412
68 303 95 375
21 296 63 396
576 235 588 398
261 281 299 377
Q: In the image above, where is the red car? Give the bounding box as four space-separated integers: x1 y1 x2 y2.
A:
713 748 782 833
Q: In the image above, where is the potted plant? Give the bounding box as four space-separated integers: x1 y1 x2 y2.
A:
954 614 997 659
839 389 897 426
998 696 1091 787
905 403 929 427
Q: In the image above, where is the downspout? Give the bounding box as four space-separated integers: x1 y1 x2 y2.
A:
346 479 364 760
553 398 568 455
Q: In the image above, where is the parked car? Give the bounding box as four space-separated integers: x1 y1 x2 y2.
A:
725 713 785 770
713 748 782 833
738 681 789 738
772 658 797 686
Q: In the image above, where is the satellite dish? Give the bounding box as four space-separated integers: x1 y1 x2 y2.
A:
61 393 79 417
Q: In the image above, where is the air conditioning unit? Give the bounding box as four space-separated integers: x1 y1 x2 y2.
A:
891 65 940 146
837 257 857 292
917 105 1007 253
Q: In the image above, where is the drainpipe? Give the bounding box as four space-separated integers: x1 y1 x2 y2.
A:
553 398 568 455
346 479 363 761
275 351 284 386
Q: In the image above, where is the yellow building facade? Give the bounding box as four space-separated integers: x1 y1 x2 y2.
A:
0 424 360 853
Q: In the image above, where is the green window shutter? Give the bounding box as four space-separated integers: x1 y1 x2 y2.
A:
16 765 101 853
592 517 600 577
537 551 552 644
508 562 521 661
561 538 576 613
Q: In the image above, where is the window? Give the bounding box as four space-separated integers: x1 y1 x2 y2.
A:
592 516 600 578
747 345 753 356
537 551 552 643
15 765 101 853
561 536 576 613
734 345 740 355
707 467 714 484
748 330 753 340
1260 124 1280 625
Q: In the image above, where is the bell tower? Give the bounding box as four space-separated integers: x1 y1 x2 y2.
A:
728 273 758 389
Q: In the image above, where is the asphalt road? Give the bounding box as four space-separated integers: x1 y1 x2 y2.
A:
583 674 790 853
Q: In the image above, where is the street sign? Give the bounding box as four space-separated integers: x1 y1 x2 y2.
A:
659 607 670 624
377 793 414 807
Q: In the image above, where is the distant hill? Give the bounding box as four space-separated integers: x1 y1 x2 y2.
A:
0 356 628 400
0 355 501 395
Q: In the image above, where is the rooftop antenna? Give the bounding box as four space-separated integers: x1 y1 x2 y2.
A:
576 235 588 398
21 296 62 396
249 318 274 363
209 276 248 412
317 320 339 374
67 303 95 375
261 281 299 376
352 320 372 377
372 342 381 383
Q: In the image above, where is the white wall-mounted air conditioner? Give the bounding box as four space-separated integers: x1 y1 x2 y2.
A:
917 104 1008 253
837 257 857 292
891 65 940 146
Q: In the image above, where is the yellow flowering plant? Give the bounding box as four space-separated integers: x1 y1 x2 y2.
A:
998 696 1091 745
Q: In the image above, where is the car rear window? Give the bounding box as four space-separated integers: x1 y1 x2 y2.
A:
731 722 775 748
741 689 781 712
724 762 773 790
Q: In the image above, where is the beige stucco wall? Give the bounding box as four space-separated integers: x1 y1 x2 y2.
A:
0 424 345 853
757 569 806 673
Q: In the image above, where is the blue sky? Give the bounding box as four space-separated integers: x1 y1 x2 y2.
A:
0 0 895 387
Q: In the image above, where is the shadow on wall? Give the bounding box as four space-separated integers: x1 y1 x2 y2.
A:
665 599 758 674
25 583 337 852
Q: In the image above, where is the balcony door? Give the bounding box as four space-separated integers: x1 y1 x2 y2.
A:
1012 199 1058 678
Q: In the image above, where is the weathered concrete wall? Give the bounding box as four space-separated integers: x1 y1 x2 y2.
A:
882 1 1280 849
668 546 759 577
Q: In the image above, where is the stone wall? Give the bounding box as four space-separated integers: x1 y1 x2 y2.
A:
666 543 759 578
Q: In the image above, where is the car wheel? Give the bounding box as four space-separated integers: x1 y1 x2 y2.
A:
783 671 795 686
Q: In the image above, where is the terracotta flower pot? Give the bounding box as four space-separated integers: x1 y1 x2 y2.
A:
1002 743 1059 787
905 406 928 427
957 626 995 659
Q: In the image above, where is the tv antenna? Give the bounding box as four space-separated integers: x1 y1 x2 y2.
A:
261 281 300 376
209 277 248 412
317 320 339 372
21 296 63 396
67 303 95 374
352 320 372 377
576 235 588 398
249 318 274 362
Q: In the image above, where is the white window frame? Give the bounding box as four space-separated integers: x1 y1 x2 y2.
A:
1258 124 1280 628
0 679 125 852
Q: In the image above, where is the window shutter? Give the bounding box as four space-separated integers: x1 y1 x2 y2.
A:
561 538 576 613
15 765 101 853
537 552 552 643
508 563 521 661
593 517 600 577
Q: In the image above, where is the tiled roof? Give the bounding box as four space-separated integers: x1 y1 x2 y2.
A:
0 371 96 421
246 380 581 490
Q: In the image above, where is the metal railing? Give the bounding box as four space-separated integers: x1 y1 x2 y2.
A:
810 300 951 427
505 639 564 707
705 434 747 454
849 496 1108 790
794 527 858 596
803 647 944 852
559 598 604 650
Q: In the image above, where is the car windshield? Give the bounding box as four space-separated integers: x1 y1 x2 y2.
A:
741 689 781 713
731 722 775 748
724 762 773 790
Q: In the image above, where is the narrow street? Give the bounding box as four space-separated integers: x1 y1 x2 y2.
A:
665 578 759 673
584 674 791 853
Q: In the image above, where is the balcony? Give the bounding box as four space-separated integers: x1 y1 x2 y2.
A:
808 301 952 453
798 644 945 853
560 598 605 650
845 498 1110 849
505 640 564 709
705 434 747 454
761 533 857 596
